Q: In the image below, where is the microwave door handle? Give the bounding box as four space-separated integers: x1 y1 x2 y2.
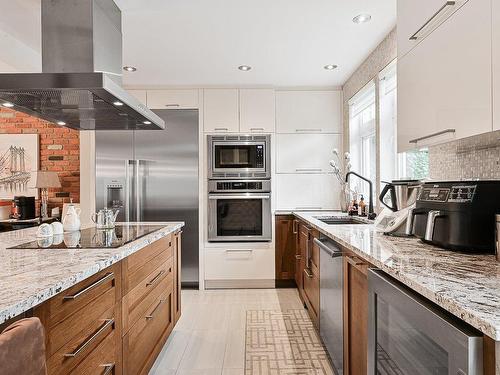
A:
208 195 271 200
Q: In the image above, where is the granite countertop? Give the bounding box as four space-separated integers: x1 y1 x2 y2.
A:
294 211 500 341
0 222 184 325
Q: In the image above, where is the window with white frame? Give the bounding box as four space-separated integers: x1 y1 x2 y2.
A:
349 81 376 197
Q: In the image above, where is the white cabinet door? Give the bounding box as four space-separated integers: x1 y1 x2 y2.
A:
147 89 199 109
275 174 340 210
494 0 500 130
397 0 469 59
239 89 275 133
276 134 341 174
204 248 274 280
276 91 342 134
127 90 147 106
203 89 239 133
397 0 492 153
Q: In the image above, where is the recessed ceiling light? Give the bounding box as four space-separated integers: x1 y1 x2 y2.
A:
56 121 66 126
123 66 137 72
2 102 14 108
324 64 338 71
142 121 152 125
352 14 371 24
238 65 252 71
113 101 124 106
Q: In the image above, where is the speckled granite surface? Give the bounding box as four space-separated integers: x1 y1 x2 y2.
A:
0 222 183 325
294 212 500 341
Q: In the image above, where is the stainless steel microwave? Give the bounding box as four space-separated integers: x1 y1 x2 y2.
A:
207 134 271 179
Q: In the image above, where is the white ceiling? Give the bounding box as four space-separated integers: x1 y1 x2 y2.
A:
117 0 396 88
0 0 396 88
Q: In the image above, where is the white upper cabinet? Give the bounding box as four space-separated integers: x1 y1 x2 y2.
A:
276 134 341 174
276 91 342 134
127 90 147 106
397 0 470 59
275 174 340 211
203 89 239 133
147 90 199 109
397 0 492 152
494 0 500 130
239 89 275 133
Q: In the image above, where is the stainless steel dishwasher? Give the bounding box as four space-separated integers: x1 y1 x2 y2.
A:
315 236 343 375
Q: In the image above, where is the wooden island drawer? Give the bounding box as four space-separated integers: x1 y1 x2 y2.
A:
70 328 119 375
46 305 120 375
122 258 174 333
122 237 173 295
39 264 121 328
123 287 174 375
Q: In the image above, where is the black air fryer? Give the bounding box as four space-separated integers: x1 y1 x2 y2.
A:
413 181 500 253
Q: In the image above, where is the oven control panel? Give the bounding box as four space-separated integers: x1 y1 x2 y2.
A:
256 145 264 168
418 185 476 203
217 181 262 190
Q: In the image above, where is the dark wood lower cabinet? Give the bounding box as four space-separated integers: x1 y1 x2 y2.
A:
275 215 297 283
343 252 369 375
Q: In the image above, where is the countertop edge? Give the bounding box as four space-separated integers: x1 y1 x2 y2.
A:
0 222 184 325
292 211 500 341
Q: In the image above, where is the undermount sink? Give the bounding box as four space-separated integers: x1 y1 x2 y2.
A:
313 216 366 225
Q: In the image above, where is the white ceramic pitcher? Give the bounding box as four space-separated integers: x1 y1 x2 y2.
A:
62 203 81 232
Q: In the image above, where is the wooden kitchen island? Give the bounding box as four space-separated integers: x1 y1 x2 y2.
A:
0 222 183 375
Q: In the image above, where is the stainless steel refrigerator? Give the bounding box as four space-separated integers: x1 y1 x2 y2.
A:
95 110 199 286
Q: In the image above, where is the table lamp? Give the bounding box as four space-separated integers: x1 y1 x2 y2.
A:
33 171 61 219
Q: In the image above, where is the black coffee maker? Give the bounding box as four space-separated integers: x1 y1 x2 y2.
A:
13 196 36 220
412 181 500 253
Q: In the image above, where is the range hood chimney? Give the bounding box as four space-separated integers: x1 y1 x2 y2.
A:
0 0 164 131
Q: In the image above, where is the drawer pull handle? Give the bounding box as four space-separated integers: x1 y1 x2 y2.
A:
295 128 322 132
214 127 229 131
409 128 456 144
409 1 457 41
295 168 322 172
101 363 115 375
304 268 313 278
146 270 166 287
346 256 365 266
165 104 180 107
146 299 165 320
63 272 114 300
250 127 265 131
295 254 302 260
64 319 114 358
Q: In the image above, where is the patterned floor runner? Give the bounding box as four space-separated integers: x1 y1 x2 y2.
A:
245 309 334 375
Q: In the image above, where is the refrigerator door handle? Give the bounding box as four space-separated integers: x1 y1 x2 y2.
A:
136 160 147 222
126 160 137 222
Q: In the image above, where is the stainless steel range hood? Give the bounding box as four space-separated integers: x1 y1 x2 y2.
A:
0 0 164 130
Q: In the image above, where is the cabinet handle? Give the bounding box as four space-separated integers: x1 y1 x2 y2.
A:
346 255 365 266
295 254 302 260
295 128 322 132
165 104 180 107
295 168 322 172
304 268 313 278
214 127 229 131
146 270 166 287
250 127 265 131
146 299 165 320
64 319 114 357
292 219 298 234
409 1 458 41
63 272 114 300
101 364 115 375
409 129 455 144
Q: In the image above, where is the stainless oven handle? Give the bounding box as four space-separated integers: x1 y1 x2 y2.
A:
208 195 271 200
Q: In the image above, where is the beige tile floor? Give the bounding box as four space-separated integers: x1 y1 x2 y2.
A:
149 288 306 375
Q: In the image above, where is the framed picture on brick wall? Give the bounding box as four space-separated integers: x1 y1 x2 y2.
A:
0 134 39 199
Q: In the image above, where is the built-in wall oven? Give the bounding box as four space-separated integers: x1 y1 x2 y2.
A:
208 180 272 242
368 269 484 375
208 134 271 179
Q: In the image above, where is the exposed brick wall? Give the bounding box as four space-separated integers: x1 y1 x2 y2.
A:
0 108 80 212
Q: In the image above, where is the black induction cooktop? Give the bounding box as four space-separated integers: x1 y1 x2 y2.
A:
9 224 166 250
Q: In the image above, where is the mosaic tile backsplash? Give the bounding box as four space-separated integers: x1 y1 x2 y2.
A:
429 130 500 180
